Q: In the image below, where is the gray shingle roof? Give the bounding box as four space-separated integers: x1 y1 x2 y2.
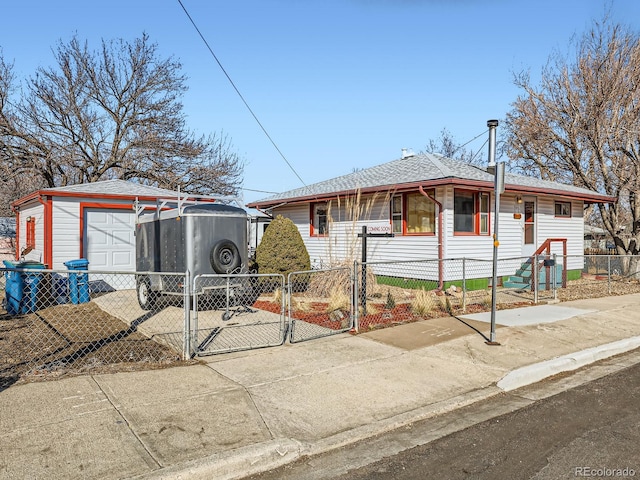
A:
41 179 179 197
249 153 614 207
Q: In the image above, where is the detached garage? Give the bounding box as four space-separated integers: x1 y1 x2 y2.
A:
11 180 183 275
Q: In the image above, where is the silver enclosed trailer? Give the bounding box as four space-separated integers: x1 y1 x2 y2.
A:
135 202 251 310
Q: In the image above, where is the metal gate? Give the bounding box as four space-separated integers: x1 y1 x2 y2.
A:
191 273 287 356
288 267 354 343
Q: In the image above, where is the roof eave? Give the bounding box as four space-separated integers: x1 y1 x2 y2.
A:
247 178 617 209
11 189 190 209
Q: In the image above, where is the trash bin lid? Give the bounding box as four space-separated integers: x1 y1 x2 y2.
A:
64 259 89 268
17 260 46 269
3 260 17 268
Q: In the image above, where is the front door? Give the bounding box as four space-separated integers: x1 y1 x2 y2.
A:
521 198 536 256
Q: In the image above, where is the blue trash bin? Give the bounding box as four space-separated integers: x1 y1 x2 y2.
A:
21 261 46 313
3 260 22 315
64 259 90 304
52 273 69 305
3 260 45 314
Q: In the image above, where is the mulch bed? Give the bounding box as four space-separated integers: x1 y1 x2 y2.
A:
253 297 506 332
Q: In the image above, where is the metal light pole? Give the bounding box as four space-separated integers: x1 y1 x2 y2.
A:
487 119 503 345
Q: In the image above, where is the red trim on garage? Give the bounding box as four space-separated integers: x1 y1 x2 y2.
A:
38 195 53 268
12 189 204 210
13 212 20 261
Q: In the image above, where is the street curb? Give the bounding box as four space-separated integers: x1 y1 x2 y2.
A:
131 387 503 480
132 438 303 480
131 337 640 480
497 336 640 391
304 385 503 459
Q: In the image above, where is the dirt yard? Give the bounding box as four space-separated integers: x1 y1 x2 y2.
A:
0 302 197 389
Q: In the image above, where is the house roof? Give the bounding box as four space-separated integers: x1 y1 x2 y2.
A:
247 153 617 209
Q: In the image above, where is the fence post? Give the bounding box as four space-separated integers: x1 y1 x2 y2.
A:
462 258 467 313
353 260 359 333
608 255 612 294
553 253 557 301
287 273 292 331
533 255 538 304
183 270 191 360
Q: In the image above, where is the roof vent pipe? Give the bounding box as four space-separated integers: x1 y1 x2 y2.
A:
487 119 498 173
401 148 414 159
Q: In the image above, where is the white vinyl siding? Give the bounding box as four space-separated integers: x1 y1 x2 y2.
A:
276 193 441 268
51 198 82 269
536 197 584 271
17 203 45 262
271 190 587 281
497 194 526 260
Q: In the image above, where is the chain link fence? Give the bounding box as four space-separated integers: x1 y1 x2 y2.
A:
570 254 640 298
0 266 186 384
3 255 640 383
355 257 554 331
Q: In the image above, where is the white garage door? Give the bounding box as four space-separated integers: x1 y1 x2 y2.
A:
84 208 136 289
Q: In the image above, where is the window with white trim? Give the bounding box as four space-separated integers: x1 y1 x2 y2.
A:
390 191 436 235
311 203 329 236
454 190 490 235
391 195 403 234
554 201 571 217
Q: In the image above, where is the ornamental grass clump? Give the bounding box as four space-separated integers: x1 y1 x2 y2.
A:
411 288 436 316
326 286 350 313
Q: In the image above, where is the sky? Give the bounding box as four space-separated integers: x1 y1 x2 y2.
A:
2 0 640 205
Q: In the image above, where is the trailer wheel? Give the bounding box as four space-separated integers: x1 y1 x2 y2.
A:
210 239 241 274
137 276 158 310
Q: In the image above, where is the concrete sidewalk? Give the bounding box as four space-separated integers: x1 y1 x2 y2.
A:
2 294 640 480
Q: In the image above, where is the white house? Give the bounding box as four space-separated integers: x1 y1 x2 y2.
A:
247 152 616 288
247 208 271 257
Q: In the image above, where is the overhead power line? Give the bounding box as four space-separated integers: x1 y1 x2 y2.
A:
448 128 489 159
242 187 279 195
458 129 488 151
177 0 306 186
470 138 489 164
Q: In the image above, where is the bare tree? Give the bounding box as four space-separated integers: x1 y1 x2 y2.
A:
423 128 485 165
504 15 640 257
0 34 243 215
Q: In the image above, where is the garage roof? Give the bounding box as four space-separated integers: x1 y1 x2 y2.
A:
40 179 178 197
13 179 181 207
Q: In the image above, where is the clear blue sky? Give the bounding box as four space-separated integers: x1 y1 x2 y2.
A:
2 0 639 204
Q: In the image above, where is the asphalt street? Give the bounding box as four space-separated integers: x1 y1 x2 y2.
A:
244 348 640 480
